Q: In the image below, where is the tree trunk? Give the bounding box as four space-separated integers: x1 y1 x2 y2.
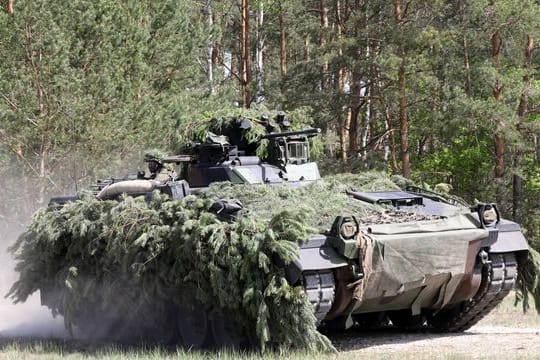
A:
279 6 287 78
349 72 362 154
384 107 398 173
398 62 410 178
255 2 264 104
5 0 13 13
492 29 504 204
339 120 347 160
335 0 349 160
38 135 48 205
463 36 472 96
494 83 504 179
304 36 310 61
457 0 472 95
536 135 540 165
394 0 410 178
360 101 371 168
24 24 50 204
513 35 533 222
319 0 329 89
240 0 250 107
349 1 364 157
204 0 214 95
393 0 409 22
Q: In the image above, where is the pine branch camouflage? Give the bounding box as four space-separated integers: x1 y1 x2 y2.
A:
7 172 540 351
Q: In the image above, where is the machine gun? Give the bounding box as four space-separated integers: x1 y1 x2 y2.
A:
161 155 196 164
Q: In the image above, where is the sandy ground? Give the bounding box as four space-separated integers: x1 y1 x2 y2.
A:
330 325 540 359
326 302 540 359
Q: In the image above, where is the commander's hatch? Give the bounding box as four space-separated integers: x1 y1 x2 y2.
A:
348 191 423 207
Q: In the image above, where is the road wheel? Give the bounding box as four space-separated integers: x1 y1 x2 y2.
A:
387 309 426 331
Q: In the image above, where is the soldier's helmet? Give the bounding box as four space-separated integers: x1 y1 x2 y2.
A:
143 149 166 164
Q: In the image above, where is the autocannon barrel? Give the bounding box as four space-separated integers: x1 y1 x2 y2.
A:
263 127 321 140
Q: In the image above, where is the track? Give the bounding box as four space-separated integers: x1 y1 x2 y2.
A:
428 252 518 332
303 270 335 323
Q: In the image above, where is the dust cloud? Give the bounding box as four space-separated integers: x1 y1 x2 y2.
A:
0 218 69 339
0 156 151 342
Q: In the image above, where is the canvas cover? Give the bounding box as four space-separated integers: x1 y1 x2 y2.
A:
354 213 488 313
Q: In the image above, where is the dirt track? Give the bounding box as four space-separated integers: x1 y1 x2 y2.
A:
330 325 540 359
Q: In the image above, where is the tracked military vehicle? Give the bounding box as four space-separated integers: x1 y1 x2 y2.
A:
44 114 528 347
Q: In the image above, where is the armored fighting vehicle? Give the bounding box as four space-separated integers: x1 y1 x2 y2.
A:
44 114 528 347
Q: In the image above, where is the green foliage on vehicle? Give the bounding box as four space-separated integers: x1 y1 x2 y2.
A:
5 172 416 352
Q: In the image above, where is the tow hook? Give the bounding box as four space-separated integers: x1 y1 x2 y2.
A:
478 250 490 265
346 264 364 289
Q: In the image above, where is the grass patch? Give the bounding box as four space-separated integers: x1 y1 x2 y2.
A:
0 340 330 360
477 291 540 328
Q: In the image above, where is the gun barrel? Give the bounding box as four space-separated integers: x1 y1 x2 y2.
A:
263 128 321 140
162 155 195 163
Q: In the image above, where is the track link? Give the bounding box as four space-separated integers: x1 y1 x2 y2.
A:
428 252 517 332
303 270 336 323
